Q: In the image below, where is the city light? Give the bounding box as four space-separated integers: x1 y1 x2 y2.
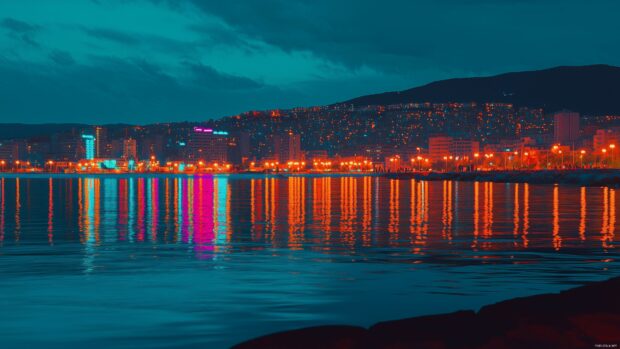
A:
0 105 616 174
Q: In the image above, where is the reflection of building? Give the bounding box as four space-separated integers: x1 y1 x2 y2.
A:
553 110 580 144
82 134 95 160
273 132 301 163
123 138 137 160
189 127 229 163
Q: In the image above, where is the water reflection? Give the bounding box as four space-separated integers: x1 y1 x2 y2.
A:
553 185 561 250
523 183 530 248
602 187 616 250
0 175 617 258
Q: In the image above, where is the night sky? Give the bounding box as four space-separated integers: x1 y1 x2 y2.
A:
1 0 618 124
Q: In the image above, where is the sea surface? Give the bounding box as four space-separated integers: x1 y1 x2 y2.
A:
0 174 618 348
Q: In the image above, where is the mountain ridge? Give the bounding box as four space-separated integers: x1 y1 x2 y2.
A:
343 64 620 115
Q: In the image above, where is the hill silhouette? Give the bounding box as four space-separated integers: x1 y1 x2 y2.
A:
345 65 620 115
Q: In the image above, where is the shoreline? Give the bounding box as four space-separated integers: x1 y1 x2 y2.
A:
1 169 620 187
383 169 620 187
233 276 620 349
0 172 379 179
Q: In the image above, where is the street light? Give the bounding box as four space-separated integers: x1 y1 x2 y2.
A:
610 144 616 168
513 151 519 169
579 150 586 168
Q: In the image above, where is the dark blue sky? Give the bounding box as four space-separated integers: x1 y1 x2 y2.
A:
0 0 618 124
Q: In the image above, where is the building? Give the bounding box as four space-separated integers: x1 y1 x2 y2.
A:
428 135 453 159
94 126 108 158
553 110 580 145
50 131 81 161
273 132 301 163
227 131 251 166
450 139 480 158
139 135 164 160
189 127 229 163
237 131 251 162
593 128 620 151
0 140 27 162
123 138 137 160
306 150 328 161
82 134 95 160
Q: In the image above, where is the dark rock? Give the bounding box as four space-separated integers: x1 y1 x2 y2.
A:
367 311 477 349
231 325 368 349
232 277 620 349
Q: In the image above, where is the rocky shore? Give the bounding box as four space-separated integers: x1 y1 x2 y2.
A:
233 276 620 349
384 169 620 187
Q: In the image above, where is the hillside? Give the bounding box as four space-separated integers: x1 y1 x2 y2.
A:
345 65 620 115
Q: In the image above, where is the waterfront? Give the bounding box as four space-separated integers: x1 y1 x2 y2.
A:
0 174 618 348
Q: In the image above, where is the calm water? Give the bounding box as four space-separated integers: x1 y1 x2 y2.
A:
0 174 618 348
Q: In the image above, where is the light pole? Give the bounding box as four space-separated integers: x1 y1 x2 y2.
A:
513 151 519 169
580 150 586 168
610 144 616 168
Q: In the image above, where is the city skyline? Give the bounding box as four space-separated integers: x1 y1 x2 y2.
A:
1 1 620 123
2 3 619 349
2 105 620 175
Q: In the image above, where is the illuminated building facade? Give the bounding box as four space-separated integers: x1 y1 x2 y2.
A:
82 134 95 160
94 126 108 158
189 127 229 163
593 128 620 151
273 132 301 163
428 135 453 159
123 138 137 160
451 139 480 158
